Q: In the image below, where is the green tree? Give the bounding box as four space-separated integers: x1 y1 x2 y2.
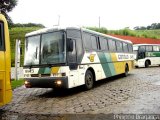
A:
0 0 18 24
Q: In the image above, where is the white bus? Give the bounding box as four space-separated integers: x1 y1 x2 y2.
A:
133 44 160 68
24 27 134 90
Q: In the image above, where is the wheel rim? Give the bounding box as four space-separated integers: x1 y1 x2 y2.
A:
86 73 93 88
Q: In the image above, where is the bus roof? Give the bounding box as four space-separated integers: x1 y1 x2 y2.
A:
0 14 7 23
25 26 132 44
133 44 160 46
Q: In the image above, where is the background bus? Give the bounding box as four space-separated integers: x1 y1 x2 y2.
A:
0 14 12 106
133 44 160 68
24 27 134 90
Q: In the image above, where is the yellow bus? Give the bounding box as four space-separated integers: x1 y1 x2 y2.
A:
0 14 12 106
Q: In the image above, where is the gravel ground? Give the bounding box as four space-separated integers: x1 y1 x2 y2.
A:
1 66 160 120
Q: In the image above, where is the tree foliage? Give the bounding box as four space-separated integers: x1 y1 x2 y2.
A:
134 23 160 30
10 23 45 28
0 0 18 24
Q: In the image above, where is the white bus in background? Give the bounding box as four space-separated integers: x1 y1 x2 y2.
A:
133 44 160 68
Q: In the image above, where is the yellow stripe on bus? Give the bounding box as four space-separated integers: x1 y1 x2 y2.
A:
51 67 60 74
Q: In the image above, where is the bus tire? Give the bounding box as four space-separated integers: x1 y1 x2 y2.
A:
84 70 94 90
124 64 129 77
135 66 139 68
145 60 149 68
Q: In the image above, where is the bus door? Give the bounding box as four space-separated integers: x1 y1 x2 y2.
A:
138 46 146 59
0 21 6 105
68 39 79 87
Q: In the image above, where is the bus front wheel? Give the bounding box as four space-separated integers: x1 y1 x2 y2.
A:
84 70 94 90
145 60 149 68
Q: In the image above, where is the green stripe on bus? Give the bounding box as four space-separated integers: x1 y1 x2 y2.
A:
97 52 116 77
38 67 51 74
146 52 160 57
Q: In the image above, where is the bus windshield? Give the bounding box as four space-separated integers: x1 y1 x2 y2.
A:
24 31 66 66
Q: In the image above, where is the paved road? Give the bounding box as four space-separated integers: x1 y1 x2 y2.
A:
1 66 160 120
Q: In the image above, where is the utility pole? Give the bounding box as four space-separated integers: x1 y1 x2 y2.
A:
99 16 101 28
15 39 21 80
58 15 60 26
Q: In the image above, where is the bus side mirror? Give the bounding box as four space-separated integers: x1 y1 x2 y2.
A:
68 39 73 52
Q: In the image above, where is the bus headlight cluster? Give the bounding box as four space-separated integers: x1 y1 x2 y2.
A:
24 81 31 88
56 80 62 85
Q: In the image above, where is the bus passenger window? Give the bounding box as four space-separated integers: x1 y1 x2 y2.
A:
123 43 129 52
83 33 92 50
116 41 123 52
139 46 146 53
153 46 159 51
146 46 152 51
108 39 116 52
99 37 108 51
91 35 97 50
0 22 4 51
128 44 133 52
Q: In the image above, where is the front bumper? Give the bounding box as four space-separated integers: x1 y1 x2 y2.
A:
24 77 68 88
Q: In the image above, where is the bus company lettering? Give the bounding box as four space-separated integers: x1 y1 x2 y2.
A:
118 54 129 60
25 69 34 73
118 54 134 60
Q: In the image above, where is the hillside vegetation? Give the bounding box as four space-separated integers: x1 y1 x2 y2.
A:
10 26 160 67
10 27 42 66
87 27 160 39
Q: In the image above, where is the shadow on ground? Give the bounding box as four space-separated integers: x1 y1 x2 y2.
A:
38 73 132 98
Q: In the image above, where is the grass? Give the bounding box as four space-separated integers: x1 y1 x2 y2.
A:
11 79 24 89
87 27 160 39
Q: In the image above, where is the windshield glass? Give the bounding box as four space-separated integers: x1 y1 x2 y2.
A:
41 31 65 64
24 31 66 66
24 35 40 65
133 50 138 59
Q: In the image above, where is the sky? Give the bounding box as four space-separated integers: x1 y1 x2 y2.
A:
9 0 160 30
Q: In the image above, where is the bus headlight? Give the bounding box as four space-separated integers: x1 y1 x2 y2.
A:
56 80 62 85
24 81 31 88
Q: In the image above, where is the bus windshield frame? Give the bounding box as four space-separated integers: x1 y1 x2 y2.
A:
24 31 66 67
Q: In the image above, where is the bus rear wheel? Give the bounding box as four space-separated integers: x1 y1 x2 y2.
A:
124 65 129 77
145 60 149 68
84 70 94 90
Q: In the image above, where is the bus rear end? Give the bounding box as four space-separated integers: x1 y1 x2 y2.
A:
0 14 12 106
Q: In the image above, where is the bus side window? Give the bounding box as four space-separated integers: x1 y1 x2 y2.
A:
91 35 97 50
146 46 152 52
153 46 159 51
108 39 116 52
116 41 123 52
83 32 92 50
66 29 83 64
123 42 129 53
128 44 133 52
0 22 5 51
99 37 108 51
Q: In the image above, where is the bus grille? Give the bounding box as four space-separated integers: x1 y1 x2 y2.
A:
31 74 50 77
